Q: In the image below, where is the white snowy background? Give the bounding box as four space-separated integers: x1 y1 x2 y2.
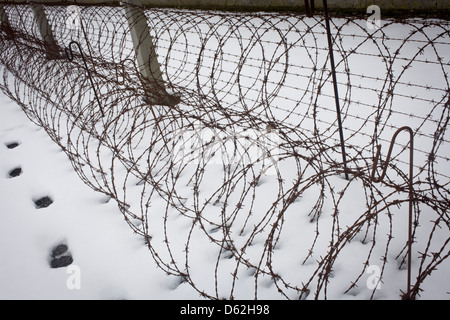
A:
0 92 198 299
0 9 449 300
1 75 448 301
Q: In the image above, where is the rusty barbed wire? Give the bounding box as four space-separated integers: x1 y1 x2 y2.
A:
0 3 448 300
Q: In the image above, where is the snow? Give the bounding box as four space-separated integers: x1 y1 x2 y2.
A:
0 9 449 300
1 89 448 300
0 95 195 299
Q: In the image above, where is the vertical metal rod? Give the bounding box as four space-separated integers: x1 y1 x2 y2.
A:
65 41 104 117
79 10 98 75
310 0 315 14
304 0 310 14
322 0 349 180
371 126 414 300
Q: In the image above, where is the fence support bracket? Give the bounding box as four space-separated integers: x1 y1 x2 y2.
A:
371 126 415 300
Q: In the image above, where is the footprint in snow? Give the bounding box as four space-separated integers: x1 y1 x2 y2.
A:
33 196 53 209
49 243 73 268
5 141 20 149
8 166 22 178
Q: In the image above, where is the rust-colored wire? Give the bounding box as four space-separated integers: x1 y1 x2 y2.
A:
0 3 448 300
371 126 414 299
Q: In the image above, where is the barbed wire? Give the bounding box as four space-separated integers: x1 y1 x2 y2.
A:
0 3 448 299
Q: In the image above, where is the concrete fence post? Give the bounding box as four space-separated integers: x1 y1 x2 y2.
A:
30 2 60 59
0 5 13 37
122 0 179 106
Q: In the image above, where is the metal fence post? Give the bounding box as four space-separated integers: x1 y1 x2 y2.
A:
304 0 315 16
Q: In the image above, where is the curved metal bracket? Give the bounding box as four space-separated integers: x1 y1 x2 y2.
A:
371 126 414 299
65 40 104 117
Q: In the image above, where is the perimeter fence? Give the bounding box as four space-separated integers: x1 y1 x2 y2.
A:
0 2 448 299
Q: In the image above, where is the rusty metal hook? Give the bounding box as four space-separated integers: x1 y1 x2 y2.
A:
371 126 414 300
65 40 104 117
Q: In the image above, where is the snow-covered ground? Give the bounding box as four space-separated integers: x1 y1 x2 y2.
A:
0 8 449 300
1 80 448 300
0 92 198 299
